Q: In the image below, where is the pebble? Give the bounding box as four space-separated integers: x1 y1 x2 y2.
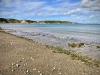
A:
12 69 15 72
24 63 27 66
82 73 84 74
91 73 93 74
10 43 12 45
33 68 36 71
53 67 56 70
31 57 34 60
12 63 14 66
96 70 98 73
16 64 20 67
59 72 61 75
40 74 43 75
26 69 29 73
38 71 41 73
82 62 85 64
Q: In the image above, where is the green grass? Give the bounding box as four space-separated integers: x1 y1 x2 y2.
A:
50 46 100 67
68 43 84 48
97 46 100 48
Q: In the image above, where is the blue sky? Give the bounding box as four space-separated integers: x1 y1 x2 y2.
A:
0 0 100 23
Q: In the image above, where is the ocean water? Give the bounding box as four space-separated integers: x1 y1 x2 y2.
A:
0 23 100 59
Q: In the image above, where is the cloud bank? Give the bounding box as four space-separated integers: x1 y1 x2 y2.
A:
0 0 100 23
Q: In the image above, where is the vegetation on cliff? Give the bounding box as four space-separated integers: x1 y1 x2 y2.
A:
0 18 37 23
0 18 77 24
38 20 75 24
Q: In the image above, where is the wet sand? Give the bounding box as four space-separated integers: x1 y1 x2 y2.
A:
0 29 100 75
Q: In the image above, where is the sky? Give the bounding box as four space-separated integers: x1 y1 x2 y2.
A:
0 0 100 23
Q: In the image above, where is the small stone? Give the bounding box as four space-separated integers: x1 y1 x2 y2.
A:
26 63 27 65
96 70 98 73
10 43 12 45
82 62 85 64
59 72 61 75
12 63 14 66
24 63 27 66
31 57 34 60
12 69 15 72
53 67 55 70
19 60 21 62
38 71 41 73
16 64 20 67
82 73 84 74
40 74 43 75
26 69 29 73
33 68 36 70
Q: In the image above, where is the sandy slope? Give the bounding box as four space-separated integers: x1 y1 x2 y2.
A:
0 30 100 75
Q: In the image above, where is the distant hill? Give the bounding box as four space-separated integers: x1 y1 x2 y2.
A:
0 18 77 24
0 18 37 23
38 20 76 24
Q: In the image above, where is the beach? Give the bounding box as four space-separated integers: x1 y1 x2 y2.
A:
0 27 100 75
0 24 100 60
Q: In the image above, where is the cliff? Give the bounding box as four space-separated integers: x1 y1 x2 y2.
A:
0 18 37 23
0 18 77 24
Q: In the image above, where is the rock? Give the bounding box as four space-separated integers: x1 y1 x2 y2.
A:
12 69 15 72
24 63 27 66
38 71 41 73
31 57 34 60
33 68 36 71
40 74 43 75
53 67 55 70
16 64 20 67
26 69 29 73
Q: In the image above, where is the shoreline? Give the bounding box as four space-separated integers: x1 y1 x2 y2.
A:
0 27 100 75
0 25 100 60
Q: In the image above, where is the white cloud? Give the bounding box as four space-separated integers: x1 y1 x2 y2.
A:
62 8 82 15
76 17 86 21
89 15 94 19
81 0 100 10
36 13 43 16
0 0 21 7
0 11 20 17
71 15 76 17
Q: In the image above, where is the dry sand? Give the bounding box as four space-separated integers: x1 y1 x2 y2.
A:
0 29 100 75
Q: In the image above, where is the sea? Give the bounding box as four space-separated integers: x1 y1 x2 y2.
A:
0 23 100 59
